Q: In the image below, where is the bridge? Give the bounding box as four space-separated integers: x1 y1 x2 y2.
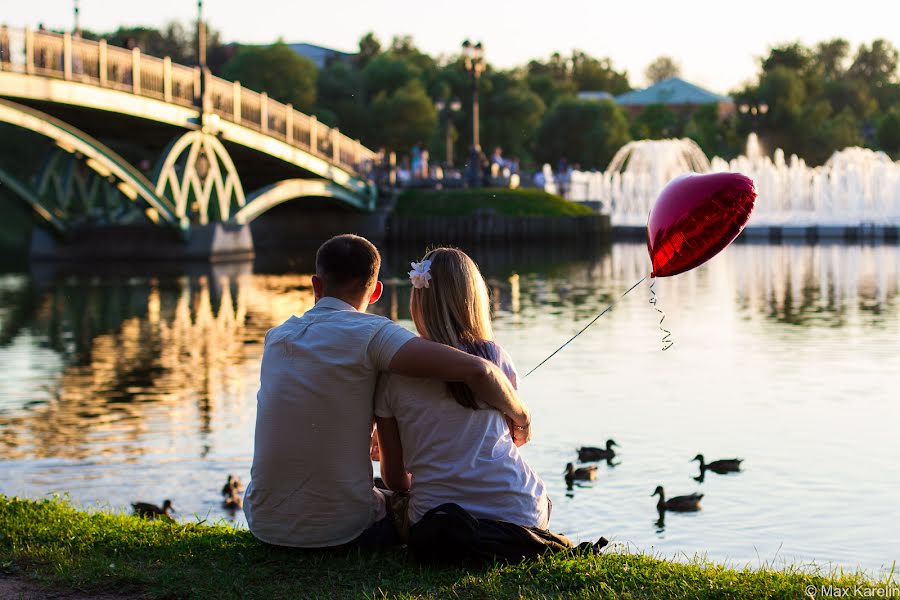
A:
0 27 381 260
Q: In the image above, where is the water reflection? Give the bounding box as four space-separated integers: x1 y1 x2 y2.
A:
0 265 315 462
3 243 899 462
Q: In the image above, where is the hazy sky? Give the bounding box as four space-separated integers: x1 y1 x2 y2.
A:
5 0 899 92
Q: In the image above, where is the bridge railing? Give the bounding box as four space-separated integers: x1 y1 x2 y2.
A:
0 27 377 178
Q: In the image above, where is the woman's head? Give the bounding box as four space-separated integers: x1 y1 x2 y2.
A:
409 247 493 348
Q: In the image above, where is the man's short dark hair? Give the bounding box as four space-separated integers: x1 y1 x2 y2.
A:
315 234 381 296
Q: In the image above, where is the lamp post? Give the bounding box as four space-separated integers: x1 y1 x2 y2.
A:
739 101 769 131
435 98 462 167
461 40 485 150
197 0 207 69
73 0 80 36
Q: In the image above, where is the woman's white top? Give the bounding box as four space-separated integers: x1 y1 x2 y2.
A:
374 342 549 528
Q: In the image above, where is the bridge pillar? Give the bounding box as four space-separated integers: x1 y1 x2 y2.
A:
30 223 254 262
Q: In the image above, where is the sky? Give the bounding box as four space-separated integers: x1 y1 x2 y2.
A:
4 0 900 92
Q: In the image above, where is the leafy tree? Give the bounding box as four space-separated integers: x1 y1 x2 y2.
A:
630 104 680 139
848 39 899 86
876 107 900 155
525 73 577 110
362 54 422 101
813 39 850 81
534 99 630 168
222 42 317 112
371 80 437 150
645 56 681 84
571 51 630 94
354 32 381 69
316 61 366 134
481 74 546 159
761 43 810 73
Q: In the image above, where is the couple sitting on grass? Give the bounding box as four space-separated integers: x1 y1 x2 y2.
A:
244 234 588 562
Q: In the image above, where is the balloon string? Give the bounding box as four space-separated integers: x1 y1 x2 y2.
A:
524 276 647 378
648 278 674 351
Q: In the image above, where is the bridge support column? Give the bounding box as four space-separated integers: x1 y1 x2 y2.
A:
30 223 254 262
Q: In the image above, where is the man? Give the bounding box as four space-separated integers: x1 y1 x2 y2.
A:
244 234 530 549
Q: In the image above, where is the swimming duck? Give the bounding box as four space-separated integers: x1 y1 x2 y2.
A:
132 499 174 519
564 462 598 484
651 486 703 512
692 454 743 474
577 440 618 462
221 475 244 497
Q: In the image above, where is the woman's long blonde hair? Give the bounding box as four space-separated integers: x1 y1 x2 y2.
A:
410 247 494 409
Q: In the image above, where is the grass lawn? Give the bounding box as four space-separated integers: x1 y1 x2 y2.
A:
0 496 894 599
393 188 595 217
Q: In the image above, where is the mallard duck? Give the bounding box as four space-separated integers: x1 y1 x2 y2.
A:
223 490 243 510
577 439 618 462
221 475 244 497
132 499 174 519
651 486 702 512
692 454 743 474
564 462 598 484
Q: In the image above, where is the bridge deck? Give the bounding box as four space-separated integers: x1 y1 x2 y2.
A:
0 27 377 184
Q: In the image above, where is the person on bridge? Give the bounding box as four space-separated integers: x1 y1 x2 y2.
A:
243 234 530 550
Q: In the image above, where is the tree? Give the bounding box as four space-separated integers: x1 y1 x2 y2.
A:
848 39 899 86
630 104 680 139
481 74 546 159
877 107 900 155
221 43 317 112
316 61 367 135
361 54 422 102
813 39 850 81
645 56 681 84
761 43 810 73
534 99 631 168
354 32 381 69
370 80 437 150
571 51 630 94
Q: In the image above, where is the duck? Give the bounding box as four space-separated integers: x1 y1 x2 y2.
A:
132 499 174 519
223 490 243 510
651 486 703 513
577 439 618 462
691 454 743 474
221 475 244 497
564 462 598 484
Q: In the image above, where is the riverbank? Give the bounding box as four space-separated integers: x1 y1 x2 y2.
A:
0 497 892 599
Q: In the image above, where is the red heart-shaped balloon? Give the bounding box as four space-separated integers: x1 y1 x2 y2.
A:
647 172 756 278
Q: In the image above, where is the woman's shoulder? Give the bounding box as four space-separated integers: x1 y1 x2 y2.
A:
482 341 518 388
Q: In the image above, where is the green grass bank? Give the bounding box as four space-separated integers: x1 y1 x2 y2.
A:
393 188 595 217
1 497 894 599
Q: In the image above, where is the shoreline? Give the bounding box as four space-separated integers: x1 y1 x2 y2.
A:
1 496 894 599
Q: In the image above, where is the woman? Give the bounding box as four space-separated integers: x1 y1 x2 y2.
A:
374 248 550 532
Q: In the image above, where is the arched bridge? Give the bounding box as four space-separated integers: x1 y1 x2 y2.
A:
0 27 379 258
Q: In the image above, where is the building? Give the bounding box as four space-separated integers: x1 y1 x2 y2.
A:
614 77 734 120
576 91 614 103
286 43 354 69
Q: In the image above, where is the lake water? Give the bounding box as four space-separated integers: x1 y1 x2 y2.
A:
1 241 898 575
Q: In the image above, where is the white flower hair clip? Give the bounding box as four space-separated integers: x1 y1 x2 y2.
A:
409 260 432 289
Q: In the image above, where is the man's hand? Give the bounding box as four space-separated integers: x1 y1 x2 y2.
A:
507 415 532 447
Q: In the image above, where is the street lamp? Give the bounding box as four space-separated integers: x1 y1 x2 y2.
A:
435 98 462 167
461 40 485 150
739 101 769 131
197 0 207 69
73 0 81 36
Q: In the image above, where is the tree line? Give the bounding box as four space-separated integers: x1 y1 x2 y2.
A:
82 24 900 168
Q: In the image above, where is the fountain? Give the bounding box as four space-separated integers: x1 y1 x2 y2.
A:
562 133 900 234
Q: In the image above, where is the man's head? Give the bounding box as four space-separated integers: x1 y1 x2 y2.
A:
313 234 383 309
